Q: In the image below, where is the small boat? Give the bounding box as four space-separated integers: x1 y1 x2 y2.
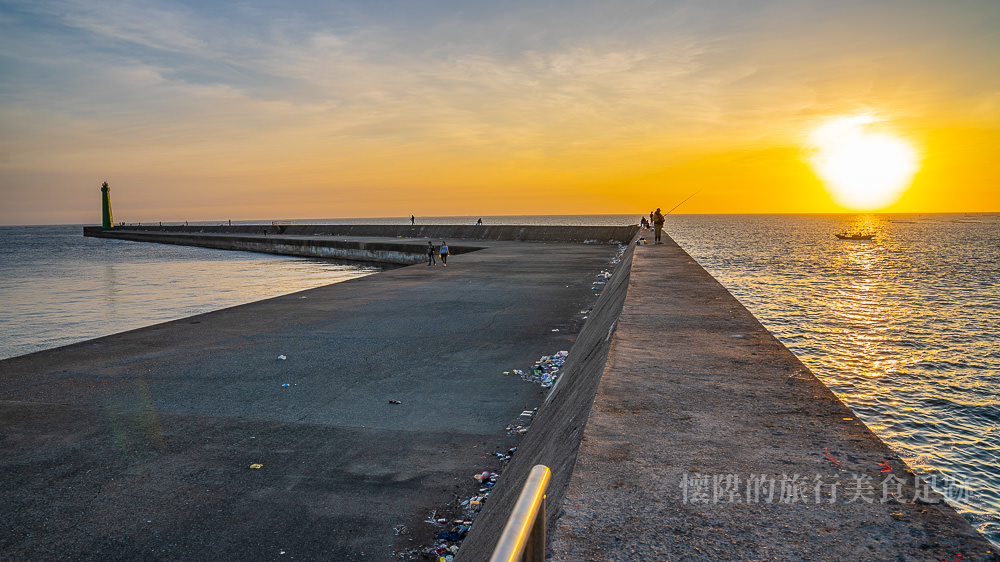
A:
835 232 875 240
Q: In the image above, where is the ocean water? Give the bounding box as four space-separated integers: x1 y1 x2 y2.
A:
0 225 380 360
1 215 997 546
664 213 999 546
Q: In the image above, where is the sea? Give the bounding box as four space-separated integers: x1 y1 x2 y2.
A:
1 214 997 546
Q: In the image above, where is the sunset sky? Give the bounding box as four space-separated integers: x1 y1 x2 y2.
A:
1 0 998 225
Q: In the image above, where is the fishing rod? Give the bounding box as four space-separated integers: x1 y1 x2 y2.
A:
664 188 702 215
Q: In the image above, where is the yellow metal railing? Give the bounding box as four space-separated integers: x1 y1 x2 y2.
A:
489 464 551 562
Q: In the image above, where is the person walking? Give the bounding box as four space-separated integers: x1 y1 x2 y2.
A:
410 215 415 225
439 241 450 266
652 208 665 244
426 241 437 266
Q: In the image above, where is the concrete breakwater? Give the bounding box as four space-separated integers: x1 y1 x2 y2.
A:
2 227 633 560
462 236 997 560
4 226 994 560
86 223 636 242
83 225 636 265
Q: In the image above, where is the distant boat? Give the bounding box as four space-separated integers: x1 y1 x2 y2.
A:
835 232 875 240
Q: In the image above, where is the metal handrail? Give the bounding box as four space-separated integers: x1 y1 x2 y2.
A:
489 464 552 562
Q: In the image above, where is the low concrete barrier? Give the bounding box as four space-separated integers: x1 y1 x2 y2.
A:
84 228 455 265
87 224 638 244
84 225 638 265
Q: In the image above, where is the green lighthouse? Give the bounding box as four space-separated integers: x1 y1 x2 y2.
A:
101 181 114 230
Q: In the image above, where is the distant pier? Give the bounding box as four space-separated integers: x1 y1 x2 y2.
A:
1 225 993 560
83 224 635 265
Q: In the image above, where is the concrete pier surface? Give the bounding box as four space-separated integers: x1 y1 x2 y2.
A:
4 226 995 560
542 238 996 560
0 234 624 559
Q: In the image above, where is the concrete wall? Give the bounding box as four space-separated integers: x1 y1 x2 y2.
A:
84 228 454 265
87 224 638 244
455 241 637 559
84 225 638 265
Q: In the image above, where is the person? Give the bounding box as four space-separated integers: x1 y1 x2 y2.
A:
652 207 665 244
426 241 436 266
410 215 415 225
640 216 649 229
476 218 482 226
439 241 450 266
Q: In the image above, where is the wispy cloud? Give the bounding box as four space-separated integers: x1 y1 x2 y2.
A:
1 0 999 221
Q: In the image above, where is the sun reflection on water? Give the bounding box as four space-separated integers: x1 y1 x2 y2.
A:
828 218 896 383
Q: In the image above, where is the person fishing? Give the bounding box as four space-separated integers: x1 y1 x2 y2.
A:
651 189 702 245
652 208 666 243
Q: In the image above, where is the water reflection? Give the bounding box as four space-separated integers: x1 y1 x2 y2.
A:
0 227 379 359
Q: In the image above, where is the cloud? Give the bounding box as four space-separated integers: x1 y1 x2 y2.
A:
2 0 1000 222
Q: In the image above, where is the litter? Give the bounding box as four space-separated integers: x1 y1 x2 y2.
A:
249 464 263 469
418 451 513 558
277 355 286 360
389 399 402 404
824 447 842 467
507 351 569 388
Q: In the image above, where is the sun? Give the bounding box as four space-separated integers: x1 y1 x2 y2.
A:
807 114 920 210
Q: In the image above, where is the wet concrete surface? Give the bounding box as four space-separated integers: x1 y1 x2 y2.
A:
0 239 622 560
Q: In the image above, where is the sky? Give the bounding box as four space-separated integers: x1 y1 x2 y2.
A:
1 0 998 225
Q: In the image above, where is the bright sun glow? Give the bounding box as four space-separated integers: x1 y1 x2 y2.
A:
807 114 920 210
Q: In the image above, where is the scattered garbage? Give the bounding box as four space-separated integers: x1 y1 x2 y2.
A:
403 444 520 560
401 254 626 560
609 242 627 265
389 399 402 405
277 355 287 360
506 423 529 435
249 464 263 469
506 351 568 388
281 383 290 387
494 447 517 462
